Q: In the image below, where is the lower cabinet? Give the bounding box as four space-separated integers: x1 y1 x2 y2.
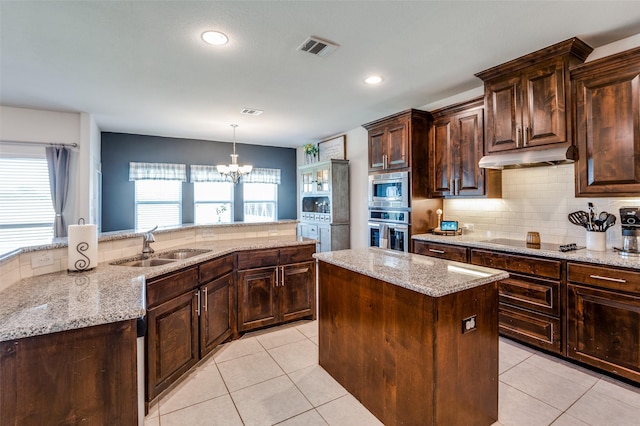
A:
567 263 640 383
200 272 235 357
471 249 563 354
237 246 316 332
413 240 469 262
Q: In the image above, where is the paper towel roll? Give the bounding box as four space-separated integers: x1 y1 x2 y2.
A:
68 224 98 271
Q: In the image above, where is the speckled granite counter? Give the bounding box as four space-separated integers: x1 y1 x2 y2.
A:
314 247 508 297
412 234 640 270
0 235 314 342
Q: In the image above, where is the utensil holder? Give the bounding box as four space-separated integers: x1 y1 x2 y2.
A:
586 231 606 251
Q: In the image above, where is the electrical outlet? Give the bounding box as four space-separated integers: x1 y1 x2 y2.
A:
462 315 477 334
463 223 475 231
31 251 54 268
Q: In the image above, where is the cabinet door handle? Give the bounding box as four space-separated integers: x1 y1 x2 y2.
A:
523 126 529 147
203 287 208 312
429 249 445 254
281 266 285 287
516 127 521 148
589 274 626 283
275 268 279 287
455 178 460 195
450 178 455 194
196 291 201 316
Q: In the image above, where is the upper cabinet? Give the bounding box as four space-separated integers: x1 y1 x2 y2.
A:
475 38 593 154
429 97 501 198
363 109 431 174
571 46 640 197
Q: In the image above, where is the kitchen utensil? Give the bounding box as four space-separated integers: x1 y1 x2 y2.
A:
568 211 590 229
602 213 616 231
526 231 541 246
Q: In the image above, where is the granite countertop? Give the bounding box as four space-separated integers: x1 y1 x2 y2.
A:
411 234 640 270
0 235 315 343
314 247 509 297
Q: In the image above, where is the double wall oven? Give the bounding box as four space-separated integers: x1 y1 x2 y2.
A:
368 171 410 252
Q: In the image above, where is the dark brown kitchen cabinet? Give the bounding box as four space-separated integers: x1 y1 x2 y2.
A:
237 245 316 332
0 320 138 425
429 97 501 198
567 263 640 383
571 46 640 197
363 109 431 174
146 256 235 402
471 249 564 354
413 240 469 262
475 38 592 154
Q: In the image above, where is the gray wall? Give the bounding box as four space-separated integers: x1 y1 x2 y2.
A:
101 132 297 232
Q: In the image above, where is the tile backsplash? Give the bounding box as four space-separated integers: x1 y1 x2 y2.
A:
444 164 640 248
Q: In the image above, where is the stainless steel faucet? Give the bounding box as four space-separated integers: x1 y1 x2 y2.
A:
142 226 158 255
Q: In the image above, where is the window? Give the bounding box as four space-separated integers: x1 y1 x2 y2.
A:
243 183 277 222
0 154 55 254
135 180 182 230
194 182 233 224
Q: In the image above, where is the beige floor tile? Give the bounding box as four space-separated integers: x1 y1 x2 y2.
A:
526 353 601 387
276 409 329 425
316 394 383 426
213 335 265 363
498 382 561 426
159 366 228 414
269 338 319 373
499 337 535 374
310 333 319 346
550 413 590 425
289 365 348 407
143 415 159 426
591 376 640 408
256 326 307 349
499 358 592 411
217 350 285 392
566 385 640 425
231 375 313 426
296 320 319 338
160 394 243 426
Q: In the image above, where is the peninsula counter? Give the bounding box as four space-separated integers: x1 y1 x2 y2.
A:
315 248 508 426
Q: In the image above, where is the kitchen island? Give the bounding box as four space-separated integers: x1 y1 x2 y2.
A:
315 248 508 426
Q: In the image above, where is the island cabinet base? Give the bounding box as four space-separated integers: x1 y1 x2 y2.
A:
318 261 498 426
0 320 138 425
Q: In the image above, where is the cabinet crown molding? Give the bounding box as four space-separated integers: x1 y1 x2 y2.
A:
362 108 431 130
570 45 640 78
475 37 593 81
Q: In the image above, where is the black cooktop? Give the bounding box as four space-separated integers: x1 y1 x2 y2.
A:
481 238 580 252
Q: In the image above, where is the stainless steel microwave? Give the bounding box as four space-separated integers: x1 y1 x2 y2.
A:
368 171 409 208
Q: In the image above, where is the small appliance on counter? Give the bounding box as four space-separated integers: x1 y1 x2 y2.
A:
615 206 640 257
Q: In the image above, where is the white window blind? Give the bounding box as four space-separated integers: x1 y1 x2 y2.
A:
243 183 277 222
0 157 55 254
193 182 234 224
135 180 182 230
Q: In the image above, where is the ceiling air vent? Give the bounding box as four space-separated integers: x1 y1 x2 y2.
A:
297 36 339 57
240 108 264 116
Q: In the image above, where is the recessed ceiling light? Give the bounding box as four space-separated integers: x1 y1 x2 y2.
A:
202 31 228 45
364 75 383 85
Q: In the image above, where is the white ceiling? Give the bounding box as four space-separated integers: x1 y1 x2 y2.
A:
2 1 640 148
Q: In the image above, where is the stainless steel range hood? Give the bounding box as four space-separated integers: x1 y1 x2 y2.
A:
478 146 577 169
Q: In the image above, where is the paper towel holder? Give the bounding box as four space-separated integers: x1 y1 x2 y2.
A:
68 217 96 272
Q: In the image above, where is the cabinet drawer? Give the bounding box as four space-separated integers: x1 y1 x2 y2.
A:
199 255 234 284
499 304 562 354
147 267 199 308
279 245 316 265
237 249 279 270
471 249 561 280
567 263 640 294
499 273 560 317
413 241 468 262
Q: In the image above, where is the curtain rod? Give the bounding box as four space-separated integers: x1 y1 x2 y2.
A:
0 140 78 148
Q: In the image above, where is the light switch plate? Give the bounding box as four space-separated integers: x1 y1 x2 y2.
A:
462 315 477 334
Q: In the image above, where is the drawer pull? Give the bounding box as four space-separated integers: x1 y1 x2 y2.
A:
429 249 445 254
589 274 626 284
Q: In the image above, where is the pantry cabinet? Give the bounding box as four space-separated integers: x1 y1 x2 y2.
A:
475 38 592 154
429 97 501 198
571 46 640 197
237 245 316 332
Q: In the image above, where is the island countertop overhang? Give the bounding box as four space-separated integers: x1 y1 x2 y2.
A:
314 247 509 297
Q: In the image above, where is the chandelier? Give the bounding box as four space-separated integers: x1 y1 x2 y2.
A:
216 124 253 184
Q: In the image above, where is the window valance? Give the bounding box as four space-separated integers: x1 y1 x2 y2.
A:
129 162 187 181
241 168 281 184
189 165 228 183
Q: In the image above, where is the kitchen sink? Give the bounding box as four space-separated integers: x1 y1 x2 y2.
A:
156 249 212 260
110 257 176 267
